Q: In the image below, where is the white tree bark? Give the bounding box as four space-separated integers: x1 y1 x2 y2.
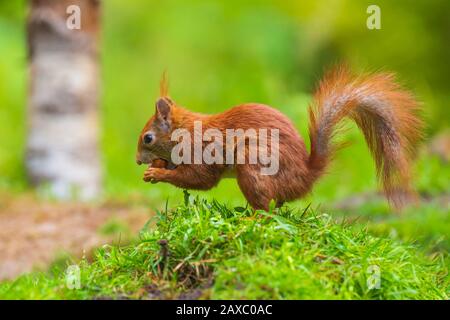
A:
26 0 101 199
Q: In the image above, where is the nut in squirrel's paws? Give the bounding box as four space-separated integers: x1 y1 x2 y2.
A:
151 159 168 168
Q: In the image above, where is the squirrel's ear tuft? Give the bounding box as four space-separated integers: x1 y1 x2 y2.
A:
160 70 169 97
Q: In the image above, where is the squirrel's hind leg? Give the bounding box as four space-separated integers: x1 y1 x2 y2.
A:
236 164 279 211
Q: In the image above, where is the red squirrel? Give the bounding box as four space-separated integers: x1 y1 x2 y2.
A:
136 67 423 211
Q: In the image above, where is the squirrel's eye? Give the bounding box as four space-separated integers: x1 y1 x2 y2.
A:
143 133 153 144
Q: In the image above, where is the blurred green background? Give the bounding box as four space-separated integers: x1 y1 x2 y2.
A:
0 0 448 208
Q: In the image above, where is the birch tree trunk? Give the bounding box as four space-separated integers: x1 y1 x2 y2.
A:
26 0 101 199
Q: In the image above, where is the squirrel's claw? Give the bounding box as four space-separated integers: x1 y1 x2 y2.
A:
143 167 165 183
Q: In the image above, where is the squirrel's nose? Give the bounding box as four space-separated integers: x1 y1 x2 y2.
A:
136 159 142 165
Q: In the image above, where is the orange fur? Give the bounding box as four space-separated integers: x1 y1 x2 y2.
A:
308 67 423 208
159 70 169 97
136 67 423 211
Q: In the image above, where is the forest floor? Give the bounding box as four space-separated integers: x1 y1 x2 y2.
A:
0 193 151 280
0 190 448 290
0 194 448 299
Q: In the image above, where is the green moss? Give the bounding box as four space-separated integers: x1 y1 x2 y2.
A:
1 196 447 299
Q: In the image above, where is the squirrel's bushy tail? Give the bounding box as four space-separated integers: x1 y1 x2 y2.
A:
308 66 423 208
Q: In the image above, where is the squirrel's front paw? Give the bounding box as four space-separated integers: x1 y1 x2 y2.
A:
143 167 166 184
